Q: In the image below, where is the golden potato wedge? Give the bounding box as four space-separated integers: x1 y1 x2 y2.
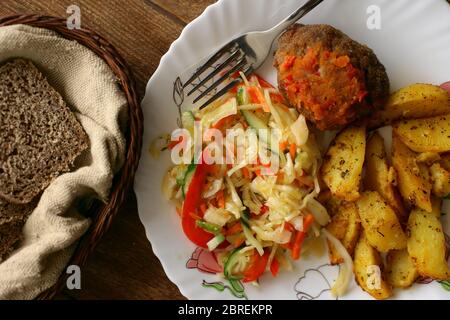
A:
392 134 432 212
320 126 366 201
356 191 407 252
353 232 393 299
368 83 450 128
393 115 450 153
407 207 450 280
325 202 361 264
364 132 407 222
386 249 418 288
416 152 441 165
430 163 450 197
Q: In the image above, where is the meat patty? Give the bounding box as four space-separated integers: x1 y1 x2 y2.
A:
274 24 389 131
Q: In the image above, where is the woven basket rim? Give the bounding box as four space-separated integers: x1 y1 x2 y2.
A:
0 14 143 299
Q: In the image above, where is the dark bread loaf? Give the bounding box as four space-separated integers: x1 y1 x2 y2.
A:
0 200 35 262
0 59 89 204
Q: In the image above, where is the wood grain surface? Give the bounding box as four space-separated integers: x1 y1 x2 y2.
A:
0 0 214 300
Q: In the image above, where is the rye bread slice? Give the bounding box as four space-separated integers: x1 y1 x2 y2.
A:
0 59 89 204
0 200 35 262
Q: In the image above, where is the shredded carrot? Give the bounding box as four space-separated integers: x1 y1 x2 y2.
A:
255 169 261 176
225 222 243 235
233 236 246 248
216 190 225 209
247 86 270 112
289 143 297 160
291 214 315 260
284 222 295 233
279 140 288 151
213 115 235 130
241 167 251 179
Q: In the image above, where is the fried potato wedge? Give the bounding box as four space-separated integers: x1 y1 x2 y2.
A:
320 126 366 201
416 152 441 165
325 202 361 264
386 249 418 288
430 163 450 197
354 232 392 299
393 115 450 153
392 134 432 212
356 191 407 252
368 83 450 128
407 207 450 280
364 132 407 222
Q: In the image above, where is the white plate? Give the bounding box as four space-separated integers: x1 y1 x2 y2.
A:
135 0 450 300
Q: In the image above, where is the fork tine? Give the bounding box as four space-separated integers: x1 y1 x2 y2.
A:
193 57 247 104
199 65 254 109
183 42 236 88
187 49 243 96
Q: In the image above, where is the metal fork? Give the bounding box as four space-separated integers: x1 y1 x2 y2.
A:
183 0 324 109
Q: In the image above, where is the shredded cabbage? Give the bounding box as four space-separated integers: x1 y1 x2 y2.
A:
203 179 223 198
243 225 264 256
306 198 330 226
204 206 232 227
322 229 353 297
201 97 237 128
291 114 309 146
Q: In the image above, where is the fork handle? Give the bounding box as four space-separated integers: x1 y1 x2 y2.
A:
268 0 324 37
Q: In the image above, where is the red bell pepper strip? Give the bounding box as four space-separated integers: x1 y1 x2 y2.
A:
181 161 214 248
270 257 280 277
243 250 270 283
291 214 315 260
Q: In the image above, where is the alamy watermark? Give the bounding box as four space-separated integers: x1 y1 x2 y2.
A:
66 5 81 30
66 264 81 290
367 5 381 30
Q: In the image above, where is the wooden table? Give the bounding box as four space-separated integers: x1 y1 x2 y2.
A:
0 0 214 300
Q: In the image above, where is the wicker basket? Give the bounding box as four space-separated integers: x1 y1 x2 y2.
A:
0 14 143 299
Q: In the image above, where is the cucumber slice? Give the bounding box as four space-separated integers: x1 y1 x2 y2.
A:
207 234 225 251
241 110 269 131
237 86 249 105
241 110 278 155
224 247 244 280
181 163 197 199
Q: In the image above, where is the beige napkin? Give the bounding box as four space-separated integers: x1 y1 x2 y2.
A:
0 24 128 299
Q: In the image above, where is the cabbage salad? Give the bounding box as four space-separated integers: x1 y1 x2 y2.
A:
161 73 335 286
